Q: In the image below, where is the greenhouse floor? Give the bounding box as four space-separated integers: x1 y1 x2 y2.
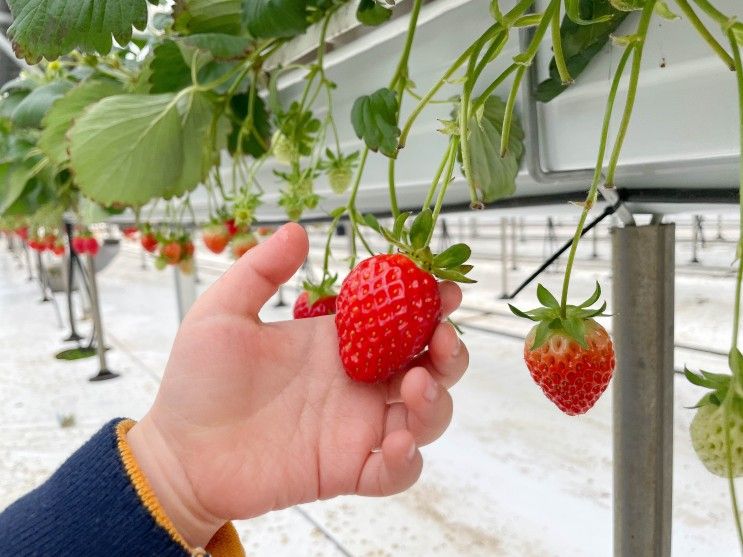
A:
0 228 739 556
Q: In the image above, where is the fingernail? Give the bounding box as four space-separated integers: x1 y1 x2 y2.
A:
407 442 416 461
424 376 439 402
451 336 461 358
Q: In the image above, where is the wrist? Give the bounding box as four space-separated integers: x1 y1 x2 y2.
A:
126 415 225 549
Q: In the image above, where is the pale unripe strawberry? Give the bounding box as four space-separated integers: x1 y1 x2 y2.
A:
690 401 743 477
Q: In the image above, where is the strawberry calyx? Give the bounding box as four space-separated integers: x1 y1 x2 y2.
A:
685 367 732 409
509 282 609 350
360 208 476 284
302 275 337 306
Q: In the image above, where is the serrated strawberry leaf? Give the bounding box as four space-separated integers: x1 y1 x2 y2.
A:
351 88 400 158
7 0 150 63
173 0 242 35
11 80 72 128
227 91 271 157
244 0 310 39
39 79 123 165
149 40 193 94
178 33 252 59
433 243 471 269
409 209 433 250
357 0 392 26
536 284 559 309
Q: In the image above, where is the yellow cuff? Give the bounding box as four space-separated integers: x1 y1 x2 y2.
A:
116 420 245 557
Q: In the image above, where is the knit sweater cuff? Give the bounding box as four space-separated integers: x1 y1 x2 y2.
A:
0 418 245 557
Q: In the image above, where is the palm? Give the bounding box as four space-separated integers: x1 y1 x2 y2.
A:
156 313 389 520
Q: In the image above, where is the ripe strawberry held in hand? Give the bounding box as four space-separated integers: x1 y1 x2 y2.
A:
293 276 338 319
335 210 475 383
510 283 614 415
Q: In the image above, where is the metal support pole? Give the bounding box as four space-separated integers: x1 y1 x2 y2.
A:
499 218 508 299
519 217 526 242
23 242 32 281
612 223 674 557
470 217 479 239
36 251 50 302
85 255 118 382
510 217 518 270
63 221 82 342
690 215 700 263
173 265 197 322
717 215 724 240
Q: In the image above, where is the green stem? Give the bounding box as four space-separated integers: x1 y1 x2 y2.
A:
423 141 454 209
723 395 743 549
398 23 503 148
389 0 423 90
387 159 401 218
729 32 743 369
426 136 460 245
512 0 559 67
470 63 518 114
691 0 739 28
605 1 657 187
675 0 735 70
322 215 341 280
550 2 573 84
558 42 637 315
499 65 526 157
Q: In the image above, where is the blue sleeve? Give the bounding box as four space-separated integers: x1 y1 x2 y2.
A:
0 418 244 557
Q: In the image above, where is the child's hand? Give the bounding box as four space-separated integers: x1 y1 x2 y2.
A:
127 223 469 548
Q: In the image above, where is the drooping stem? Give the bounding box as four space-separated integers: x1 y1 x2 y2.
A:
558 41 638 315
728 34 743 355
499 65 526 157
426 136 460 245
674 0 734 70
470 63 519 114
605 2 656 187
423 140 454 209
550 2 573 84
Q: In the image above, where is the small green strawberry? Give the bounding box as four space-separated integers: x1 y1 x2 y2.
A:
271 131 297 165
276 167 319 222
320 149 359 194
686 366 743 478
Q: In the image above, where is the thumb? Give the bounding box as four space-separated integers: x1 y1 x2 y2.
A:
197 223 308 318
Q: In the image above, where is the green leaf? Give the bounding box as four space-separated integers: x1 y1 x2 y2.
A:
0 77 36 95
392 211 409 240
227 91 272 158
149 40 193 94
7 0 149 63
433 268 477 284
609 0 647 10
565 0 612 24
409 209 432 250
684 368 710 388
69 91 221 206
536 284 559 309
562 316 588 348
11 81 72 128
579 282 602 308
653 0 678 19
329 206 346 218
509 303 537 321
536 0 627 102
433 243 471 269
170 91 222 197
351 88 400 158
462 94 523 203
531 320 552 350
0 92 29 121
357 0 392 26
179 33 253 59
173 0 242 35
39 79 123 165
363 213 382 233
244 0 309 39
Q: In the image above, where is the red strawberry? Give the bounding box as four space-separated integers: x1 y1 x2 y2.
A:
335 254 442 383
15 226 28 240
161 242 182 265
84 237 99 256
231 232 257 258
257 226 273 236
42 234 56 250
224 218 238 237
141 232 158 253
511 283 614 415
52 243 65 256
183 239 195 258
122 226 138 239
71 236 85 254
202 223 230 254
293 291 337 319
